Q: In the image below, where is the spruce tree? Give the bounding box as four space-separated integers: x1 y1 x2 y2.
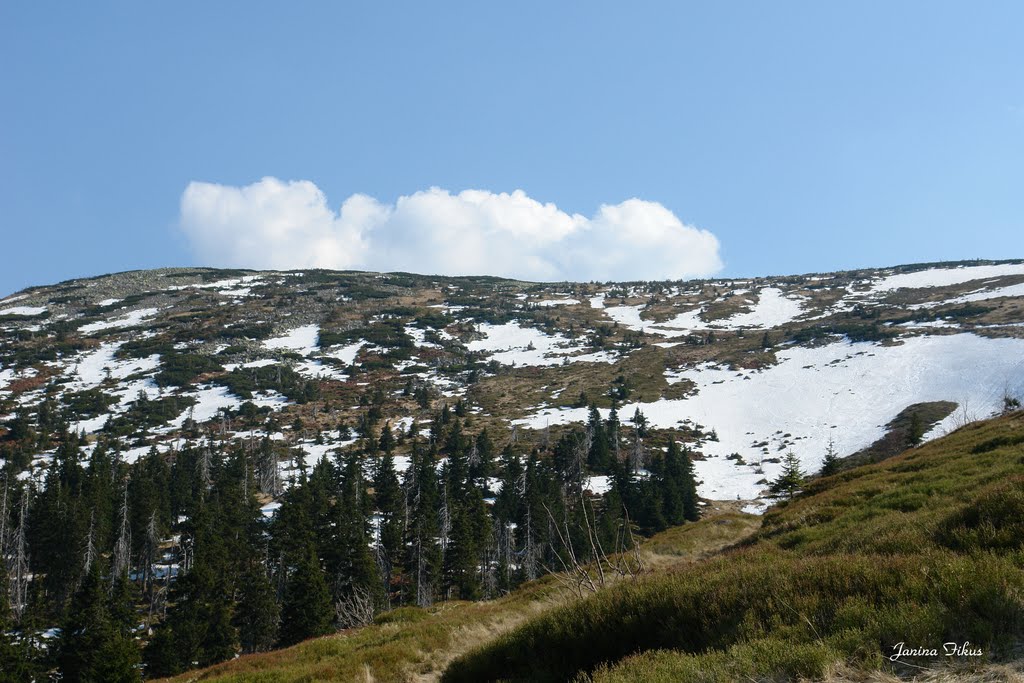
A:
679 444 700 522
331 450 382 609
57 563 140 683
820 437 840 476
907 411 924 447
279 543 333 646
635 456 666 534
770 452 806 499
586 405 611 473
660 440 700 524
144 502 237 676
469 428 495 482
374 450 403 601
441 438 482 600
404 444 441 606
236 558 280 653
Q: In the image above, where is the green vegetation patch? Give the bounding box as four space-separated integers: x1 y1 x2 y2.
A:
442 413 1024 683
215 364 319 403
61 388 118 419
104 394 197 436
155 351 224 387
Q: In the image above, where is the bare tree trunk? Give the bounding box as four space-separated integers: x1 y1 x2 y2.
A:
82 510 97 576
12 492 30 623
111 487 132 588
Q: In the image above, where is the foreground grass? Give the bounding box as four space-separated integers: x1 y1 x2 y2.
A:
157 503 758 682
443 412 1024 682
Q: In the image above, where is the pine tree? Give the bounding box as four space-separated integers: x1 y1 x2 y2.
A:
374 450 403 602
820 437 840 476
586 406 611 473
770 452 806 499
279 544 333 646
144 502 238 676
404 444 441 606
57 563 140 683
236 558 280 653
907 411 924 447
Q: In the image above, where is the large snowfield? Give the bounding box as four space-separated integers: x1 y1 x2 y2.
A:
516 332 1024 501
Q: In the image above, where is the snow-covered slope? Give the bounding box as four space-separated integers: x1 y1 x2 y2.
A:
2 261 1023 507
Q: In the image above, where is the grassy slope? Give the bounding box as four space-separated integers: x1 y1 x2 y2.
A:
156 504 759 683
443 412 1024 682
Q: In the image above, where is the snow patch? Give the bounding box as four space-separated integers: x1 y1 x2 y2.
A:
263 324 320 356
869 263 1024 293
79 308 160 333
467 322 617 367
0 305 46 316
323 340 366 365
715 288 805 329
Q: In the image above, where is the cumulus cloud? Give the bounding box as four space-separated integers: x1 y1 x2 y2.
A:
179 177 723 281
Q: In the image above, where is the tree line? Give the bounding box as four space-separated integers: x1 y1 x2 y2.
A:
0 402 700 681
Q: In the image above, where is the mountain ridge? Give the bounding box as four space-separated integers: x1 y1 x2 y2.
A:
3 258 1024 506
2 258 1023 680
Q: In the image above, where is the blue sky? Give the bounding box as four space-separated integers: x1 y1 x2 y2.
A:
1 2 1022 295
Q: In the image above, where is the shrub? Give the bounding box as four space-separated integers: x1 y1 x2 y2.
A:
936 477 1024 552
154 352 224 387
442 550 1024 682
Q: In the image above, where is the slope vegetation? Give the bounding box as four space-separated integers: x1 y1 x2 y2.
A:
156 504 759 683
443 412 1024 682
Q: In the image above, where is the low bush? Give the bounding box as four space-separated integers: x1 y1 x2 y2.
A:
936 477 1024 552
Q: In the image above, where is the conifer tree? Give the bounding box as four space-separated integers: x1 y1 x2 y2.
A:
378 420 396 454
820 437 840 476
660 440 700 525
279 543 332 646
493 445 523 525
331 450 382 609
770 452 806 499
679 444 700 522
57 563 140 683
404 444 441 606
441 434 484 600
469 428 495 482
144 503 237 676
235 558 279 653
374 449 403 601
128 447 171 564
907 411 924 447
586 405 611 473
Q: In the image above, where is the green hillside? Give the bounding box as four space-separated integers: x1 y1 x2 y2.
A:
444 412 1024 682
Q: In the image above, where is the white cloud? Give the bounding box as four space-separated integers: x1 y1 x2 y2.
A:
179 177 723 281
